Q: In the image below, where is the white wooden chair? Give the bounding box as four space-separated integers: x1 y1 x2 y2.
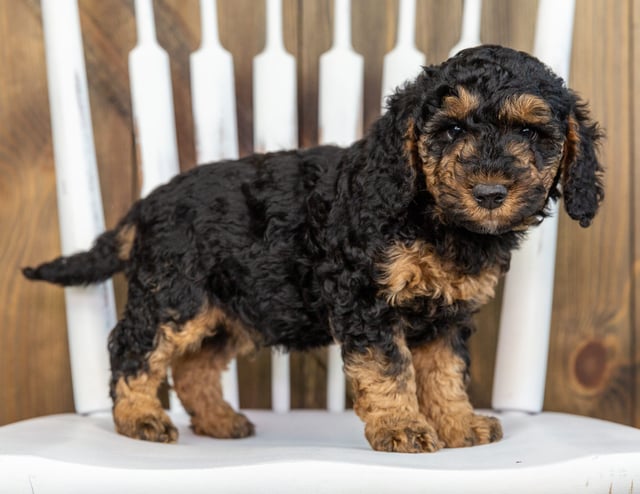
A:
1 0 639 492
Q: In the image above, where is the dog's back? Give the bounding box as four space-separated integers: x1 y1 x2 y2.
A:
26 145 345 350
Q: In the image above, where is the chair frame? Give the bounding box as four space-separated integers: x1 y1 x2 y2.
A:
2 1 639 492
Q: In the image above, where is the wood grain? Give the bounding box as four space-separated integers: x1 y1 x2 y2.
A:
1 0 637 425
630 0 639 428
0 0 74 424
298 0 332 148
545 0 634 425
418 0 463 63
481 0 538 52
352 0 396 128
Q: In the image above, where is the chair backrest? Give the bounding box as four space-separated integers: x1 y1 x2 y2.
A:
40 0 575 416
493 0 576 413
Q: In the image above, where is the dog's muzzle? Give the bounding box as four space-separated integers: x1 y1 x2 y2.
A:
472 184 508 210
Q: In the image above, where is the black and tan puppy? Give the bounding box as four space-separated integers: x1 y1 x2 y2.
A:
24 45 603 452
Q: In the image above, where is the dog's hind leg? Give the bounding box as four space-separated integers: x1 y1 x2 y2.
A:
108 305 178 443
171 322 256 439
411 327 503 448
108 289 231 442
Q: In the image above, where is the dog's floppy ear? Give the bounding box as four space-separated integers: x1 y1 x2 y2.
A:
561 95 604 227
383 68 441 168
379 70 428 172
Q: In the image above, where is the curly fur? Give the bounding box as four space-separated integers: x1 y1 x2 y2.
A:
24 45 604 452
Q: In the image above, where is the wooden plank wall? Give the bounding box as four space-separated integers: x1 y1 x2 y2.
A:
0 0 637 426
633 0 640 430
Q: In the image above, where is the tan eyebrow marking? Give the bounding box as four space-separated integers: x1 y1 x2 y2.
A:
499 93 552 125
442 87 480 120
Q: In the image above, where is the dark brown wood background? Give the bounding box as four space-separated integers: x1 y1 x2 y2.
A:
1 0 638 426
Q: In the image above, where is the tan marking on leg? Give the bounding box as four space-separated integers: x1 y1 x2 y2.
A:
379 240 502 307
157 305 230 357
344 337 442 453
172 315 256 439
116 224 136 261
112 303 255 442
113 373 178 443
412 337 502 448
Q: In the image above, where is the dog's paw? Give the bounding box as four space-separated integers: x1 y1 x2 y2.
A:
192 411 255 439
365 418 443 453
437 413 503 448
114 408 179 443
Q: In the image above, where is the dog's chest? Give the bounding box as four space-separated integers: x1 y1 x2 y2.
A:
378 240 502 309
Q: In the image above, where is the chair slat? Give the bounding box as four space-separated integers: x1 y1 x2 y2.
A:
191 0 239 163
253 0 298 412
129 0 184 414
492 0 576 413
253 0 297 154
190 0 241 410
318 0 363 147
129 0 180 197
380 0 425 111
449 0 483 57
318 0 364 411
40 0 116 415
326 345 346 412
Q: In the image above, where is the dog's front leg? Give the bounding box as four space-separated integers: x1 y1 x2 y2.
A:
411 331 503 448
343 335 443 453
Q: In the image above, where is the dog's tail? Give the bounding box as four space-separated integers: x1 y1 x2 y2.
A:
22 219 137 287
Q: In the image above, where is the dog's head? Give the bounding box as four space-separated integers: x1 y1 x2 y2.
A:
389 45 604 235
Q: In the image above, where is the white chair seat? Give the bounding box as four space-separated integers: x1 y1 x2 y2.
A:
1 409 639 493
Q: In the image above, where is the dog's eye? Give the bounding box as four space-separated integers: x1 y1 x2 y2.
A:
520 127 538 140
446 124 465 141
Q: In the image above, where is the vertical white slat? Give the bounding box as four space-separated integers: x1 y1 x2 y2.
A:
318 0 363 146
270 350 290 413
220 359 240 411
448 0 483 57
191 0 239 163
40 0 117 414
129 0 180 197
326 345 346 412
253 0 297 413
380 0 425 112
492 0 576 413
318 0 363 412
190 0 241 411
129 0 183 413
253 0 298 153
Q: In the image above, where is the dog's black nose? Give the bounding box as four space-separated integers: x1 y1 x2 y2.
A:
472 184 508 210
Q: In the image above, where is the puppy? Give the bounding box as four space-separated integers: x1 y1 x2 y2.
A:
24 45 604 452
